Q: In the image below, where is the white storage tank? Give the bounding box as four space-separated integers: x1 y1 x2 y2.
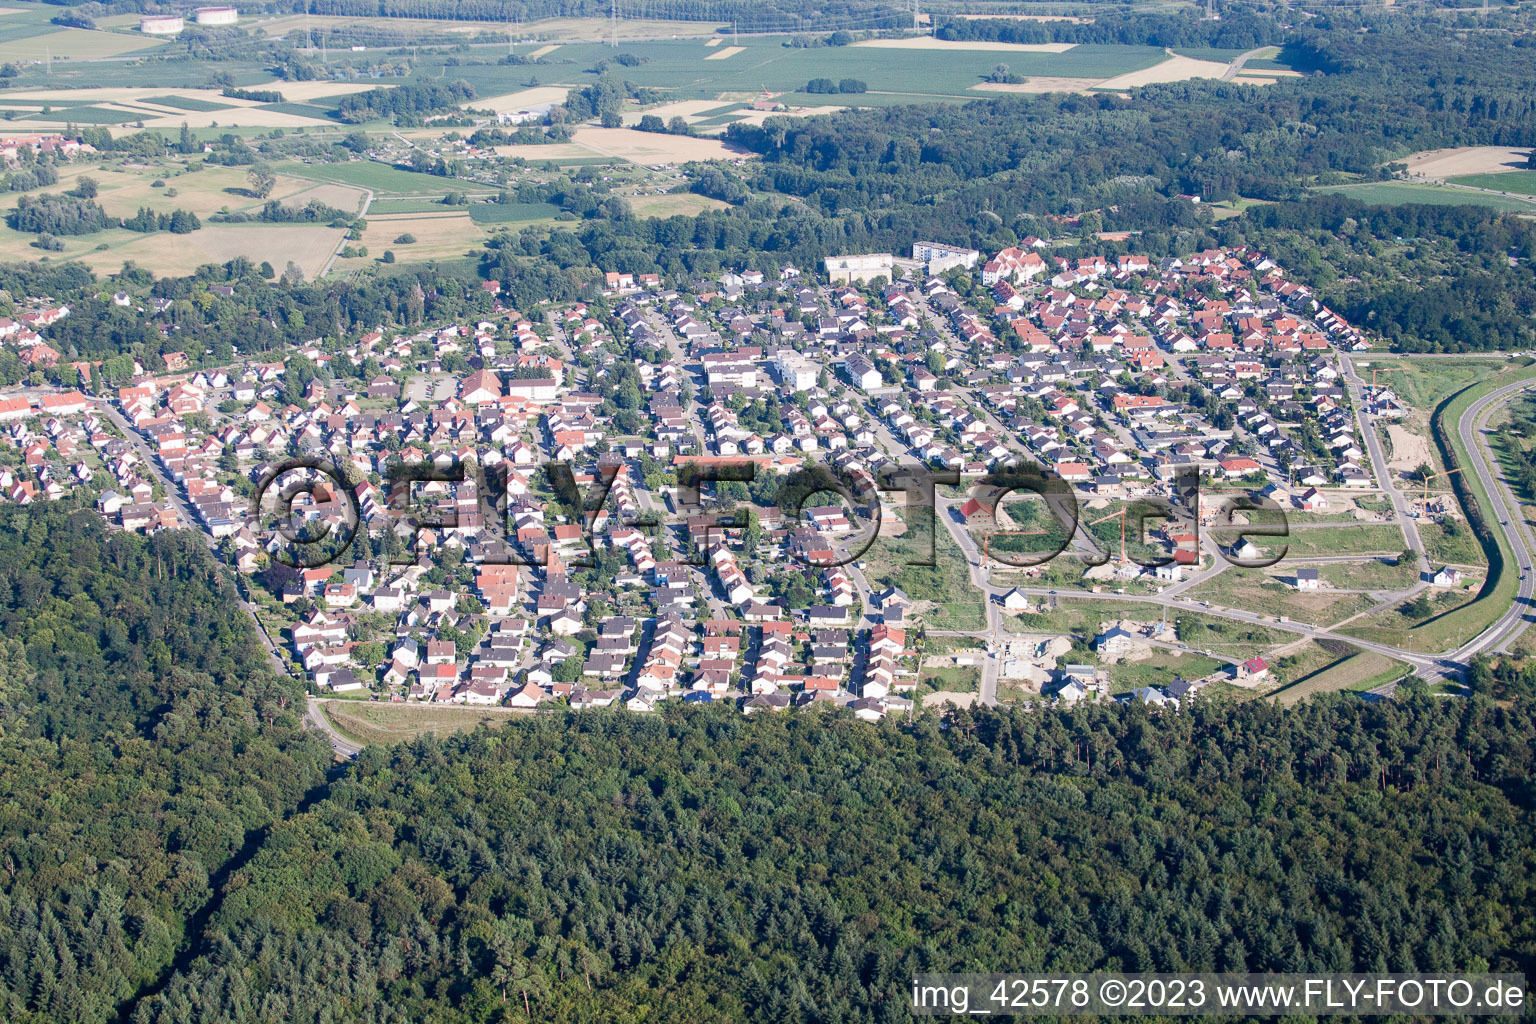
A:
139 14 185 34
194 6 239 25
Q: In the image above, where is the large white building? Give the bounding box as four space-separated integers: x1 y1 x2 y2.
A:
823 253 894 285
912 241 979 275
774 351 818 391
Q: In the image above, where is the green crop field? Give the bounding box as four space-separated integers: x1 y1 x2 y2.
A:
279 160 494 195
416 38 1168 103
1314 181 1536 211
21 105 143 124
145 94 236 112
466 201 563 223
1446 170 1536 196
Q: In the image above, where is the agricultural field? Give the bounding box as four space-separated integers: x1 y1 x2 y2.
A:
1402 146 1532 179
0 85 343 131
0 159 352 278
342 212 487 265
0 25 166 62
463 37 1175 106
277 160 495 196
1447 170 1536 196
1313 181 1536 211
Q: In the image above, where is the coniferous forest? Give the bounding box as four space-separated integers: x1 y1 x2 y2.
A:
0 506 1532 1023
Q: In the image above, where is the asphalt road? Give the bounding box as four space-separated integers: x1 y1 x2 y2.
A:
1449 376 1536 658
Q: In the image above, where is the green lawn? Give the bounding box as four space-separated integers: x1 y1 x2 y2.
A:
917 664 980 697
1107 650 1222 694
1447 170 1536 196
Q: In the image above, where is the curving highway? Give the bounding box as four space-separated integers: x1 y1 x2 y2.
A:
1449 376 1536 657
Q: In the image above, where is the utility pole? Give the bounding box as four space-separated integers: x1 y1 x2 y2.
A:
912 0 919 31
611 0 618 48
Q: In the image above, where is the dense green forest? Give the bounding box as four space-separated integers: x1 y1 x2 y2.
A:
0 504 330 1024
129 696 1536 1023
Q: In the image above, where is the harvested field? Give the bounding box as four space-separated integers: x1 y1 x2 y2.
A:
350 212 485 262
529 44 560 57
970 77 1099 94
475 86 573 113
277 181 370 215
704 45 743 60
1095 55 1231 89
853 38 1076 52
1404 146 1533 179
569 126 753 163
70 223 344 279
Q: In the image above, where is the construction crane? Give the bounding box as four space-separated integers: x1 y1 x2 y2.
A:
1420 466 1463 501
1368 365 1405 396
1088 507 1129 564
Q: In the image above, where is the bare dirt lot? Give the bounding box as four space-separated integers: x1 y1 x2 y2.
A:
703 45 743 60
1404 147 1533 179
853 38 1076 52
1386 423 1434 473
